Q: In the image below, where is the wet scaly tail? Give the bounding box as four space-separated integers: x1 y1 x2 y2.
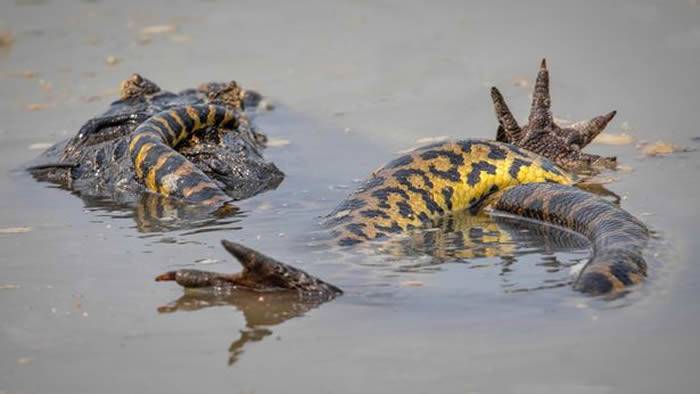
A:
490 183 648 295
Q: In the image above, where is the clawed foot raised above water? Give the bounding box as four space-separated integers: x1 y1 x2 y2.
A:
156 240 342 301
491 59 617 173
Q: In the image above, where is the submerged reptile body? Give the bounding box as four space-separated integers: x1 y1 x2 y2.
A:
492 183 647 294
143 60 654 365
30 75 282 205
324 139 574 246
161 61 650 298
164 140 647 297
320 140 647 295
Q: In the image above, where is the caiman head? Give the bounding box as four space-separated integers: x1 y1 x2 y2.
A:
51 74 284 201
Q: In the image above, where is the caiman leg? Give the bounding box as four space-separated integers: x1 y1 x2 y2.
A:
491 59 618 173
156 240 342 300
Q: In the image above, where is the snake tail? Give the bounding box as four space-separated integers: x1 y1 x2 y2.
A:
490 182 649 295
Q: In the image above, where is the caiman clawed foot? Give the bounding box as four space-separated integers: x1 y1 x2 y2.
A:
156 240 342 301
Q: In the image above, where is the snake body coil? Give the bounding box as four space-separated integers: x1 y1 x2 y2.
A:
143 61 650 297
492 183 647 294
324 139 573 246
135 115 649 297
129 104 239 205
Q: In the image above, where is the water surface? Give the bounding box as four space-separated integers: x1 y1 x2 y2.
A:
1 1 699 393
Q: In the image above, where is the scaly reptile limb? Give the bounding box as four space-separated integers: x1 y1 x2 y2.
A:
491 59 618 173
156 240 342 301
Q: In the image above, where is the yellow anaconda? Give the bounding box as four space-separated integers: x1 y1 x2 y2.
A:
129 104 239 206
323 139 574 246
145 60 648 297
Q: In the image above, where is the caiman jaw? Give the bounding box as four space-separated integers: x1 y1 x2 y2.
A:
491 59 618 173
156 240 342 301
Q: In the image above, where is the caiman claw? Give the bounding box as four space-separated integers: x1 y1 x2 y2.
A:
491 59 618 173
156 240 342 301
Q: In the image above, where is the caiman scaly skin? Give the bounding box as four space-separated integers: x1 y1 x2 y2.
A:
160 60 649 299
156 240 342 302
29 74 283 205
491 59 618 173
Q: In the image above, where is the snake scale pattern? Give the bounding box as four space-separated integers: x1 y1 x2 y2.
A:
148 60 649 298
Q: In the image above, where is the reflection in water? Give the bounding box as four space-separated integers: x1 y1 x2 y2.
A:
132 194 241 234
154 211 594 366
576 180 622 205
68 177 602 295
157 290 326 366
78 191 244 235
321 210 592 293
383 212 588 261
66 179 615 364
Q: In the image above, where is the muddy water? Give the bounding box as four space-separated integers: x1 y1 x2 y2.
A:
1 1 700 393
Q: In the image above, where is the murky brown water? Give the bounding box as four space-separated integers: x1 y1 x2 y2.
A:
1 1 700 393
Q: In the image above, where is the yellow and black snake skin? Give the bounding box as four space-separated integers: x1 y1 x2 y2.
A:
323 139 574 246
131 106 647 296
491 182 647 294
129 104 240 206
